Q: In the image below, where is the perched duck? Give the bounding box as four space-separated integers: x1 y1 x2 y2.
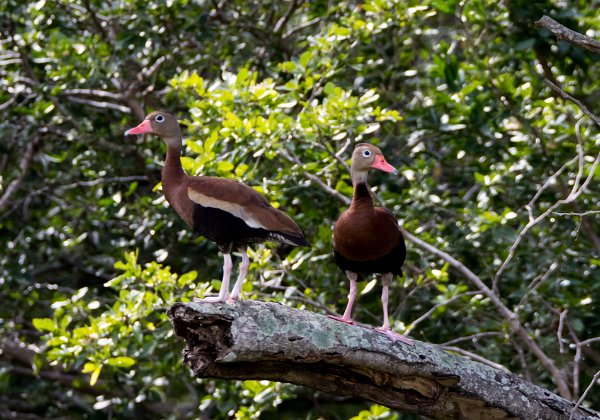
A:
125 110 308 302
332 143 411 344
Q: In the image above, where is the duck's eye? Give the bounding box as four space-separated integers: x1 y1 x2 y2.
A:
362 149 372 158
155 114 165 123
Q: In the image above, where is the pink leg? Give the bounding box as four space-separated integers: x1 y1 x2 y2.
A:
374 273 413 345
195 253 232 303
328 271 357 324
230 246 249 301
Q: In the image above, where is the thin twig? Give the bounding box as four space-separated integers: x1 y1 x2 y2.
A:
141 53 172 80
283 17 322 39
440 331 504 347
61 88 122 100
569 370 600 420
554 210 600 216
515 261 559 311
400 227 572 399
404 291 479 335
557 309 568 355
580 337 600 347
56 175 149 191
544 79 600 128
573 336 600 398
0 94 17 111
273 0 302 34
65 96 131 113
494 121 599 291
0 135 42 213
282 149 351 206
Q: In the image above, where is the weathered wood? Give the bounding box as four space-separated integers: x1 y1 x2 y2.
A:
168 300 600 420
535 15 600 55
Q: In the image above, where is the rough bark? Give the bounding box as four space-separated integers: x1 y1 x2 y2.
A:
168 301 600 420
535 15 600 55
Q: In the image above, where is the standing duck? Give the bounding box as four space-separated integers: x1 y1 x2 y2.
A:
332 143 412 344
125 110 308 302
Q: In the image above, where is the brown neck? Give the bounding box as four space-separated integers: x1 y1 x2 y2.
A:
351 182 374 208
162 142 186 188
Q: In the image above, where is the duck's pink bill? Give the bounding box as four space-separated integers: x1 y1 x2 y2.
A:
125 119 152 136
371 155 397 174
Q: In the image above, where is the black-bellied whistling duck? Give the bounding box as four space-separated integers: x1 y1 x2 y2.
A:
125 110 308 302
332 143 412 344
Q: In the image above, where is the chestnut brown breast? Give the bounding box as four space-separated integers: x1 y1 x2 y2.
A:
334 207 403 260
333 183 405 275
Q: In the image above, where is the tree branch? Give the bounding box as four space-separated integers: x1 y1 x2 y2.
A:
0 134 42 213
570 370 600 420
544 79 600 128
535 16 600 55
400 228 574 400
273 0 302 34
64 96 131 113
168 301 599 419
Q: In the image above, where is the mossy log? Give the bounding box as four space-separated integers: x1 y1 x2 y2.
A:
168 300 599 420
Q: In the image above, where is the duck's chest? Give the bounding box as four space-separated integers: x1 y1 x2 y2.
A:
333 207 400 261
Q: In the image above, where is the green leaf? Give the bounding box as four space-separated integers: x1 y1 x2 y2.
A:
90 365 102 386
106 357 136 368
217 161 234 172
32 318 54 332
299 51 312 68
178 271 198 287
82 362 97 374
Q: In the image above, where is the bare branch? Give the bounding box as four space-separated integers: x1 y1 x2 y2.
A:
554 210 600 216
61 88 123 101
515 261 559 311
56 175 149 191
493 122 600 290
273 0 302 34
404 291 479 335
284 17 321 39
580 337 600 348
400 227 573 399
65 96 131 113
570 370 600 420
0 58 22 66
440 332 504 347
544 79 600 128
557 309 568 355
0 135 42 213
0 94 17 111
535 15 600 55
140 53 172 80
282 148 351 206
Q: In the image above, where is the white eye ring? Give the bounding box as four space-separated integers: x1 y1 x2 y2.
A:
155 114 165 123
362 149 372 158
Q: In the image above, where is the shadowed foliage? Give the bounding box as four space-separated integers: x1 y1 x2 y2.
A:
1 0 599 418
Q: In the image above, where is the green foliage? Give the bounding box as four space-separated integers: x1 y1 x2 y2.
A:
1 0 599 418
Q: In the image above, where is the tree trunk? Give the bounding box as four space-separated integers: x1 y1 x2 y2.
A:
168 301 599 420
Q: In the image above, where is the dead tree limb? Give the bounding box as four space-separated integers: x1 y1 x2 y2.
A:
535 16 600 55
544 79 600 128
168 300 600 420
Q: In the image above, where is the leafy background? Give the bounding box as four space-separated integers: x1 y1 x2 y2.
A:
1 0 599 418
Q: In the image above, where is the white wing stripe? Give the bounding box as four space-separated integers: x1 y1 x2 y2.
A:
188 188 268 230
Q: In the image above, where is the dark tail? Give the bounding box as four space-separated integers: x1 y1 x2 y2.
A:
269 231 310 247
